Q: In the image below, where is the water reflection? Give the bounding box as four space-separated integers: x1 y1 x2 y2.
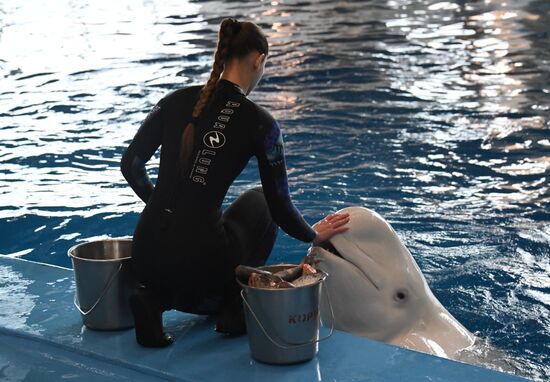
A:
0 265 38 333
380 0 549 216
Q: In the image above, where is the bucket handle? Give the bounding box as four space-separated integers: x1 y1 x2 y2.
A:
240 280 335 350
73 262 123 316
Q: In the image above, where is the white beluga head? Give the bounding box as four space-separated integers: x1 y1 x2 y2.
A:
309 206 475 360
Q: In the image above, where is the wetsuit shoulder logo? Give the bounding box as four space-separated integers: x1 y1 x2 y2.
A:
203 130 226 149
190 99 239 185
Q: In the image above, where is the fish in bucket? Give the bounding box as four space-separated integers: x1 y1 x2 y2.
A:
236 263 334 364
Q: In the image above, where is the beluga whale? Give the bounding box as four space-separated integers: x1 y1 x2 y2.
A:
308 206 476 360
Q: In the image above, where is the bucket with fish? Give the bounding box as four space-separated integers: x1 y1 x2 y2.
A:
236 263 334 364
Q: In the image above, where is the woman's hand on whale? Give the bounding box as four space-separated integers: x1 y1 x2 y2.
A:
312 212 350 246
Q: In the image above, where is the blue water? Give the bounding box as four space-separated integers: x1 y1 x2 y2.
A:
0 0 548 380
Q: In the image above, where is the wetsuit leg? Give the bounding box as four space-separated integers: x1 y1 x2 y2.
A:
215 186 278 335
129 286 174 348
223 186 278 267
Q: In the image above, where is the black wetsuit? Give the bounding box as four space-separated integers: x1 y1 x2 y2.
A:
121 79 316 312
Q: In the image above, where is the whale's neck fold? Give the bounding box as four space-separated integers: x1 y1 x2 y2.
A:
391 308 476 358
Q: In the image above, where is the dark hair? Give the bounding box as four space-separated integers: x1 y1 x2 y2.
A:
179 18 269 174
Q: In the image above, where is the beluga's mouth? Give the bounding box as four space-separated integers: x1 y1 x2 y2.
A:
313 237 381 291
319 241 344 258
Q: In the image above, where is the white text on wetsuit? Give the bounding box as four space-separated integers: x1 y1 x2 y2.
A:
190 100 240 185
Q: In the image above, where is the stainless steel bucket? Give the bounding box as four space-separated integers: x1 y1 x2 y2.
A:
238 265 333 365
68 238 138 330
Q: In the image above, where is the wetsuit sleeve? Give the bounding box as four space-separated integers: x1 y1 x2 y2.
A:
120 102 163 203
254 112 317 243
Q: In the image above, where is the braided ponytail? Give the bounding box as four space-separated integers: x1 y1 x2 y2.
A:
179 18 241 174
179 18 269 176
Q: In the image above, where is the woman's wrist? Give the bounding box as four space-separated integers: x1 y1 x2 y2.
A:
311 231 320 246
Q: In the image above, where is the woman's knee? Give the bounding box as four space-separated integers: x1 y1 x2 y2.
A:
231 186 268 212
250 186 263 194
242 186 265 203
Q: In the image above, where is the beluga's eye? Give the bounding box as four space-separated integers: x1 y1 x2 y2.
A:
394 289 408 302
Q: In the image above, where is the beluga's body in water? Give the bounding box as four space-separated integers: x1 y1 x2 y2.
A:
308 206 476 360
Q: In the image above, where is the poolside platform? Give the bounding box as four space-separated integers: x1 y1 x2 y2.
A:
0 256 529 381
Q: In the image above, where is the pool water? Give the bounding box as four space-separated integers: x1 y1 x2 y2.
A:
0 0 548 380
